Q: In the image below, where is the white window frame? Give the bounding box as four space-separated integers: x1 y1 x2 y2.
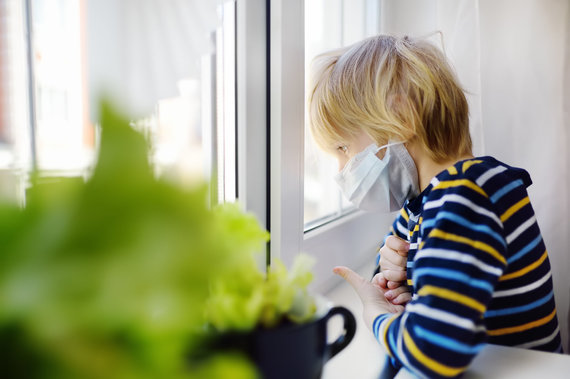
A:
268 0 396 291
235 0 269 269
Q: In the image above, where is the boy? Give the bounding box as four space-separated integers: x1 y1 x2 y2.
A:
308 35 562 377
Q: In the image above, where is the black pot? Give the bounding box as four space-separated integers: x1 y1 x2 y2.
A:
249 306 356 379
189 306 356 379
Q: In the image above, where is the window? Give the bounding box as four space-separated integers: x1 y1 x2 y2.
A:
1 0 32 204
304 0 382 230
31 0 92 173
0 0 237 205
2 0 394 290
269 0 394 291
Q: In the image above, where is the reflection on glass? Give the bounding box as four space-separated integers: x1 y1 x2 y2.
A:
1 0 31 204
304 0 381 229
0 0 236 203
32 0 93 173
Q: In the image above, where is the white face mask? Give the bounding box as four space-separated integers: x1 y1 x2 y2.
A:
333 142 420 212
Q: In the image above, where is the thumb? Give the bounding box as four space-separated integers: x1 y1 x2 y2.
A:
387 236 410 257
333 266 367 291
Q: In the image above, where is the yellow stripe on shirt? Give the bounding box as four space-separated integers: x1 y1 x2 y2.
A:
400 208 410 223
432 179 488 198
462 160 483 173
418 285 486 314
447 166 458 175
382 315 398 358
500 196 530 223
499 250 548 281
428 229 507 266
403 329 468 377
409 223 420 238
487 309 557 336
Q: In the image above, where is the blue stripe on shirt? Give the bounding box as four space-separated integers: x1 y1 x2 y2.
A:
373 314 391 339
485 292 554 317
421 211 506 248
413 267 494 293
412 325 486 355
490 179 524 203
507 234 542 264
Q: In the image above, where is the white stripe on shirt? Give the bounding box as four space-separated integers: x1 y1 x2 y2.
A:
506 215 536 244
398 313 427 379
493 272 552 298
405 303 487 332
430 177 440 187
423 193 502 227
515 327 560 349
395 313 420 376
396 220 409 237
414 248 504 277
476 165 507 187
377 314 397 353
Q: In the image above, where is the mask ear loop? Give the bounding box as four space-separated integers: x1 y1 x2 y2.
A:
376 141 405 155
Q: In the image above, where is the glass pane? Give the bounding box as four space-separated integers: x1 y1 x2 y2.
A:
0 0 236 203
304 0 381 229
215 0 237 203
31 0 93 173
123 1 236 201
0 0 31 204
151 0 236 202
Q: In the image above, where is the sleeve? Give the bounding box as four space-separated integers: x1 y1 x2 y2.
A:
372 183 507 378
373 207 411 276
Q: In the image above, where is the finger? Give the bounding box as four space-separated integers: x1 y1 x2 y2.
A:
333 266 367 290
379 253 407 269
384 285 410 300
372 273 388 290
385 236 410 256
386 275 407 288
391 292 412 305
387 280 405 289
383 269 407 283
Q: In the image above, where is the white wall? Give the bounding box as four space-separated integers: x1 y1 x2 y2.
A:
479 0 570 352
378 0 570 352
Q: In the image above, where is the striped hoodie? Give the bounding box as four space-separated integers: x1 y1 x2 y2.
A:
373 156 562 378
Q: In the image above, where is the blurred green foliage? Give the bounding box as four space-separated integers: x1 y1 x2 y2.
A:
206 252 316 331
0 100 315 379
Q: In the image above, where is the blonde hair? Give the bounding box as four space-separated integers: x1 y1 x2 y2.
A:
308 35 471 162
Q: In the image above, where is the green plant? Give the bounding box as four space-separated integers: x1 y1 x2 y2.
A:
0 100 315 379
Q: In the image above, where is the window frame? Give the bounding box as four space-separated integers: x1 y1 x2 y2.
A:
235 0 269 269
266 0 396 291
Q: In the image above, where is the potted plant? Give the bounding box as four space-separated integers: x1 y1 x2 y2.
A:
194 252 356 379
0 101 355 379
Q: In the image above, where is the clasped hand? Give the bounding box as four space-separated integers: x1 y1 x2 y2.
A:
378 235 412 305
333 236 411 330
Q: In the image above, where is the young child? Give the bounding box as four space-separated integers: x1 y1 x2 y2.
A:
307 35 562 378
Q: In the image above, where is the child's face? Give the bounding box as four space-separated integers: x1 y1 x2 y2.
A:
332 131 384 172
